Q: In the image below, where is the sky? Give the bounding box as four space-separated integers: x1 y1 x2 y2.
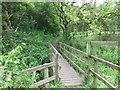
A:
72 0 119 7
71 0 109 7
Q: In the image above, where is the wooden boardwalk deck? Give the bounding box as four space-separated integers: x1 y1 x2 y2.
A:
58 56 84 86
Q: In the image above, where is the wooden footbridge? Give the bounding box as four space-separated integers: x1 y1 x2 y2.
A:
21 41 120 89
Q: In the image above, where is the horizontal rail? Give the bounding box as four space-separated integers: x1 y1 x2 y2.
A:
59 42 120 71
90 70 116 89
59 42 119 88
59 42 88 56
31 75 55 88
22 62 54 73
59 46 87 66
49 43 62 57
90 41 119 46
73 31 119 36
59 48 86 76
90 55 120 70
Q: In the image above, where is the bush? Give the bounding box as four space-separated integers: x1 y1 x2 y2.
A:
1 29 54 88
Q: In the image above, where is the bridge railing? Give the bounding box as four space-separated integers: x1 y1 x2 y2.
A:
72 31 119 39
59 41 120 89
22 43 60 88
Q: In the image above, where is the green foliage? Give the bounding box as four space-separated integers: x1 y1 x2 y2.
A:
0 46 32 88
2 2 61 35
1 29 54 88
2 1 119 39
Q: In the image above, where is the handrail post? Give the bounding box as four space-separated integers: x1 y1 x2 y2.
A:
93 60 98 88
0 66 4 82
55 53 59 84
49 44 52 62
71 48 74 60
49 44 55 75
32 71 36 87
59 42 62 53
44 68 49 88
85 42 90 82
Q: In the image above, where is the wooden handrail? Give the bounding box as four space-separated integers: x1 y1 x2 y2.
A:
90 41 119 46
59 42 119 88
22 62 54 73
90 55 120 70
90 70 116 89
59 42 88 56
73 31 118 38
59 42 120 71
31 75 55 88
21 62 55 88
49 43 62 57
21 43 60 88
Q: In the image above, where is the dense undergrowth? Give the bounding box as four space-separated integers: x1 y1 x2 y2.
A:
0 29 54 88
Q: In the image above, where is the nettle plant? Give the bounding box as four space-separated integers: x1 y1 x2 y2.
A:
0 45 32 88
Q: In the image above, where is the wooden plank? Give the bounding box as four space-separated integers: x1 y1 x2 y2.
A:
44 68 49 88
55 54 59 84
62 82 83 86
22 62 54 73
58 57 84 86
90 41 119 46
60 50 86 76
90 70 116 89
31 75 55 88
90 55 120 70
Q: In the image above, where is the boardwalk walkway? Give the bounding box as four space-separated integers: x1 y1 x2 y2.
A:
58 56 84 86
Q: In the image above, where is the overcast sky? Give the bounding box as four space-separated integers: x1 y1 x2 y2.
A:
71 0 117 7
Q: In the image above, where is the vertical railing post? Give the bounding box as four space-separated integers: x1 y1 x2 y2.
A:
71 48 74 60
32 71 36 87
59 42 62 53
49 44 54 75
93 60 98 88
55 53 59 85
49 44 52 62
85 42 90 82
44 68 49 88
119 41 120 89
0 66 4 82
